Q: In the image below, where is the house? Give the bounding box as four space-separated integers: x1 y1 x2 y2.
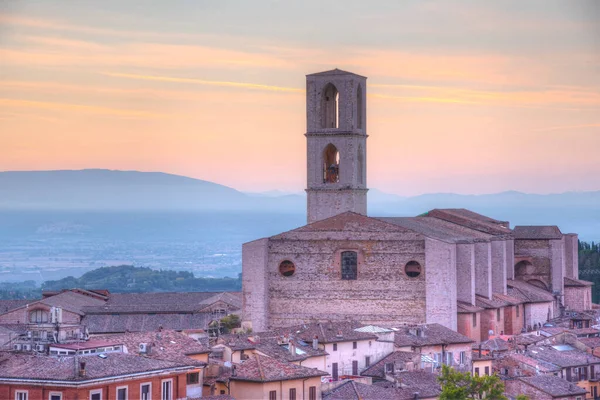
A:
393 323 474 371
505 375 588 400
360 351 423 379
273 322 389 380
323 372 441 400
228 353 328 400
0 350 198 400
82 291 241 335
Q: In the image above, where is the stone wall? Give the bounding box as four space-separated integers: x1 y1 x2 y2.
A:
564 286 592 312
474 242 492 299
514 239 553 290
456 243 475 305
241 238 269 332
263 229 429 329
425 238 457 330
524 302 553 330
491 240 507 295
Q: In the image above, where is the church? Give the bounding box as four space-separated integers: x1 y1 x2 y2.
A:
241 69 592 342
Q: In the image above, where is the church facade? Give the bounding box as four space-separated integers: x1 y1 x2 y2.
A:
241 69 592 339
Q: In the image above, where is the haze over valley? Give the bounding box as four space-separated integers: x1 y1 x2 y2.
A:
0 169 598 283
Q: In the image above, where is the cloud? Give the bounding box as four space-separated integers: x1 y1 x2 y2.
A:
0 98 169 118
101 72 303 93
533 123 600 132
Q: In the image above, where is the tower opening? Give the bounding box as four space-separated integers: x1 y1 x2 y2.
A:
357 144 364 185
323 144 340 184
321 83 339 128
357 84 363 129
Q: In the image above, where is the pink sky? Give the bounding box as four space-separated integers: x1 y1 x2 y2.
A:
0 1 599 195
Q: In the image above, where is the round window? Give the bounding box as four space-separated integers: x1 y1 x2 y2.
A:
405 261 422 278
279 260 296 277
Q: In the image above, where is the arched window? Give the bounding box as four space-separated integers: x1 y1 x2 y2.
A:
357 84 363 129
279 260 296 277
357 145 364 185
321 83 339 128
405 261 422 278
341 251 358 280
323 144 340 183
29 309 49 323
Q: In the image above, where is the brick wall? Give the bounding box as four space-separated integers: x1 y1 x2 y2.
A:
241 238 270 332
564 286 592 312
504 304 524 335
425 238 457 330
457 312 481 343
456 243 475 305
474 242 492 299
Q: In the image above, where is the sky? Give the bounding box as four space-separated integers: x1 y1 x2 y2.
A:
0 0 599 196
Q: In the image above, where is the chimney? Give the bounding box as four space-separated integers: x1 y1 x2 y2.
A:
289 340 296 356
413 392 420 400
336 330 343 338
478 344 482 357
79 361 86 377
312 335 319 350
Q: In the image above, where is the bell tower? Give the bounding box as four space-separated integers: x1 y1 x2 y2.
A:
305 69 368 224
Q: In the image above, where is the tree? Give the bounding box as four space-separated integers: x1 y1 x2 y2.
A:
438 365 508 400
219 314 241 333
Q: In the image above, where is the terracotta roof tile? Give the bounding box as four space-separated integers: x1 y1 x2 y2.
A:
507 279 555 303
425 209 511 236
513 226 563 240
378 216 493 243
564 277 593 287
361 351 420 378
230 353 327 382
519 375 587 396
394 323 473 347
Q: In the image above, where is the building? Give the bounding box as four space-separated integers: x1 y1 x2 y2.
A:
505 375 588 400
241 68 591 341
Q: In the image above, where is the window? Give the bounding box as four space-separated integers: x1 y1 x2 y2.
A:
474 367 480 376
162 379 173 400
49 393 62 400
385 363 394 373
352 360 358 375
140 383 151 400
186 372 200 384
341 251 358 280
278 260 296 277
404 261 422 278
472 313 477 327
15 392 28 400
321 83 339 129
459 351 466 365
29 309 48 323
323 143 340 183
485 366 490 376
496 309 501 321
356 84 363 129
516 305 520 317
90 390 102 400
353 341 357 349
116 387 127 400
289 388 297 400
333 343 337 351
309 386 317 400
365 356 371 367
269 391 276 400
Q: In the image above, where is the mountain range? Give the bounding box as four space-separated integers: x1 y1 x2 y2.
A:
1 169 599 240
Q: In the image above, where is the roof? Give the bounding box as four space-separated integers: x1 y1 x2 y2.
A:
324 373 440 400
477 338 509 352
456 301 484 313
306 68 367 79
475 295 512 309
274 321 378 344
83 312 215 334
0 300 33 314
424 209 511 236
230 353 327 383
3 290 106 317
0 351 193 382
51 340 121 351
519 375 587 397
361 351 420 378
506 279 555 303
507 353 561 373
83 291 241 314
253 337 328 363
270 212 414 241
564 277 593 287
92 329 210 364
493 292 524 305
378 216 493 244
513 225 563 240
354 325 395 334
394 323 474 348
525 345 600 368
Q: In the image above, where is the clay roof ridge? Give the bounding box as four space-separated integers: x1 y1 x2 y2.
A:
350 380 361 399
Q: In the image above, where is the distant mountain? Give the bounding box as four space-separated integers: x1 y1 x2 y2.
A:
0 169 598 240
0 169 302 212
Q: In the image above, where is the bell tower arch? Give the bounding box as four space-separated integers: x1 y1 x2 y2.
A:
305 69 368 224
